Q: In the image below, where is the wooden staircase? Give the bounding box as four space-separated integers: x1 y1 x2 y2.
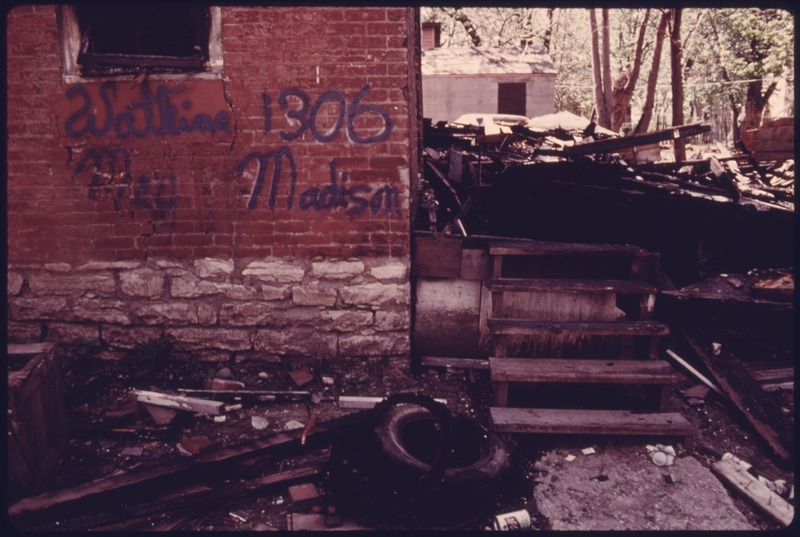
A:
483 239 694 447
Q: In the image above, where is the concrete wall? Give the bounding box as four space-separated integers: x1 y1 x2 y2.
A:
422 73 555 123
6 6 419 360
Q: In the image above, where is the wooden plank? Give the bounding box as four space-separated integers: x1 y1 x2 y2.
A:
412 234 462 278
711 459 793 527
490 358 680 384
489 241 642 257
486 278 656 294
338 396 447 409
288 513 370 531
130 389 225 415
421 356 489 370
488 319 669 337
177 389 311 402
563 123 710 156
460 247 489 280
7 342 55 356
490 407 694 444
8 410 370 526
681 331 791 463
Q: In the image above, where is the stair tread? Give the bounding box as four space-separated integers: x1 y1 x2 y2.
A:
486 278 656 294
490 407 694 436
489 241 644 257
488 318 669 336
490 357 680 384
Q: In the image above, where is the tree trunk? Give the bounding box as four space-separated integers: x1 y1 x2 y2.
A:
669 8 686 162
543 8 554 53
739 80 778 134
635 9 669 134
589 9 610 128
601 8 614 129
610 9 650 132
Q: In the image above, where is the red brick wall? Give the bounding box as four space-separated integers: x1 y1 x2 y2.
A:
6 6 418 359
7 6 413 264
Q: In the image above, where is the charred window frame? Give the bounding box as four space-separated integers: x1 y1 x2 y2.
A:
60 4 223 80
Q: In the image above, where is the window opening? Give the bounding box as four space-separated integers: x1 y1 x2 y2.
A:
62 4 220 78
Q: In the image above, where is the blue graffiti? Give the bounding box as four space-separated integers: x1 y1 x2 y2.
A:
65 82 232 138
262 84 392 144
236 148 400 216
75 146 176 213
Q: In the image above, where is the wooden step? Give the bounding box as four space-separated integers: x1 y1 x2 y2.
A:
489 241 644 257
490 407 695 447
490 358 680 384
490 357 680 407
421 356 489 370
486 278 656 294
488 319 669 337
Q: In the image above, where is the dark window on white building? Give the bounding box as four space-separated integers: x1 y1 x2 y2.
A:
498 82 527 116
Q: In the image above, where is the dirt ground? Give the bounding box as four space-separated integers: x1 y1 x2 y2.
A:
11 336 794 531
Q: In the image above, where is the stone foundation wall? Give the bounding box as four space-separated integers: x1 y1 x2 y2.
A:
7 257 410 361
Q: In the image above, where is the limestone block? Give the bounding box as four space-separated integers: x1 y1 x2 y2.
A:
253 328 337 357
6 321 44 342
73 299 132 325
311 260 365 280
338 333 410 356
43 263 72 272
46 323 100 343
76 260 142 271
134 303 198 325
375 310 410 331
102 326 163 349
171 275 257 299
369 262 408 281
242 260 305 283
219 302 280 326
340 282 410 307
7 272 24 295
9 297 69 320
262 285 292 301
197 304 218 325
320 310 374 331
167 327 252 351
292 285 338 307
28 272 116 297
194 257 235 279
120 268 165 298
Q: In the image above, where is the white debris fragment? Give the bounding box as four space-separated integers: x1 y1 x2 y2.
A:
581 447 596 456
285 419 305 430
213 415 227 423
649 444 676 466
721 452 752 471
251 415 269 430
565 454 576 462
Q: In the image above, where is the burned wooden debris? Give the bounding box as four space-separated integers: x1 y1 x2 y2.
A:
417 113 794 285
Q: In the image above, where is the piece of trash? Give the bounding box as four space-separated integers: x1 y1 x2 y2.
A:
216 367 233 379
664 473 680 484
274 497 285 505
581 447 596 456
322 375 335 385
120 447 143 457
311 393 323 405
176 443 193 457
649 444 676 466
251 415 269 430
712 342 722 356
721 452 752 471
229 512 247 523
225 403 243 412
285 420 305 430
290 368 314 387
258 371 270 379
214 415 227 423
493 509 531 531
301 412 318 445
565 454 576 462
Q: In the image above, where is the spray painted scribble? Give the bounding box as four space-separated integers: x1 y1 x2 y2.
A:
64 82 232 138
75 147 176 215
